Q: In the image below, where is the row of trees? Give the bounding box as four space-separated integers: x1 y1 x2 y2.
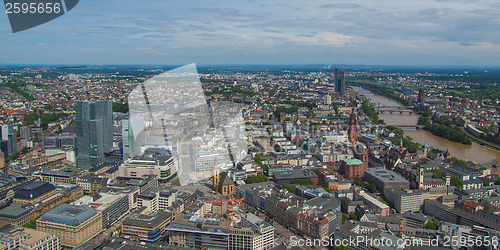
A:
361 100 384 124
418 115 472 145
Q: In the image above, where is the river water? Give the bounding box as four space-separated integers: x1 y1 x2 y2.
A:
353 87 500 164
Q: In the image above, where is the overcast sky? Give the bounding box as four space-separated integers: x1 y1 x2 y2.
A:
0 0 499 66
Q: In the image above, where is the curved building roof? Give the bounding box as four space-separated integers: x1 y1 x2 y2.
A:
14 181 55 200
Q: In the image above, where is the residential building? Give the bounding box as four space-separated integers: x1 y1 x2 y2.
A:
0 222 60 250
76 176 107 194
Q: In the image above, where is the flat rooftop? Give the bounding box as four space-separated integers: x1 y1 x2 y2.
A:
365 168 409 183
41 204 97 227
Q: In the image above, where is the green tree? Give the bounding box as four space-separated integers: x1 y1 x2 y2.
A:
282 183 296 193
245 174 268 184
424 221 440 230
450 176 464 190
349 213 359 221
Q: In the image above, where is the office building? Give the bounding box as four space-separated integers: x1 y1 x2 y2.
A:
119 149 175 181
0 222 60 250
385 188 428 213
39 170 75 184
0 152 5 174
36 204 102 247
122 116 144 161
272 169 318 185
324 95 332 105
72 192 129 229
418 89 425 104
76 100 112 170
0 203 34 226
136 187 176 212
13 181 57 205
364 168 409 194
121 207 171 242
43 133 76 149
334 68 346 97
1 124 17 157
167 212 274 250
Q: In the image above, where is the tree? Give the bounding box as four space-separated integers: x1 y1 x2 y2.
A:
352 177 363 187
302 179 315 185
365 184 379 193
424 221 440 230
245 174 268 184
450 176 464 190
342 214 348 224
21 147 28 154
349 213 359 221
282 183 295 193
431 169 444 177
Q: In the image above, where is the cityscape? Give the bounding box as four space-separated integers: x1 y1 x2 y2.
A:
0 65 499 250
1 0 500 249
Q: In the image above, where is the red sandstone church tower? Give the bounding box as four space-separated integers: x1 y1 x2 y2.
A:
348 108 358 142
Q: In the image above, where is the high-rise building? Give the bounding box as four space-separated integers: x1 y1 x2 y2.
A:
0 152 4 173
122 115 144 161
324 94 332 105
1 124 17 157
76 101 112 170
334 68 346 97
418 89 425 104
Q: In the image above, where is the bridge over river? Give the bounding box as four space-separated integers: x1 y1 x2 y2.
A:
375 106 415 114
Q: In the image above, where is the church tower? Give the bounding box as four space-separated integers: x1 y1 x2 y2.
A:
213 168 220 190
348 108 358 142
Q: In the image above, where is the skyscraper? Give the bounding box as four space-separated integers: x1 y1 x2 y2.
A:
418 89 425 104
76 100 112 170
121 115 144 161
334 68 346 97
1 124 17 157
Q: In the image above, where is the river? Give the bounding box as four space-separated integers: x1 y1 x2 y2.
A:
353 87 500 164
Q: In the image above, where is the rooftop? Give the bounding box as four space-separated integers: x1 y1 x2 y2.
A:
40 204 97 227
273 169 318 180
122 208 171 229
365 167 409 183
342 158 363 165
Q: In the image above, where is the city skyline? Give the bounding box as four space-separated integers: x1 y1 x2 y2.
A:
0 0 499 66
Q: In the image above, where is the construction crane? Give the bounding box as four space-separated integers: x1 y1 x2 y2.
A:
194 195 244 220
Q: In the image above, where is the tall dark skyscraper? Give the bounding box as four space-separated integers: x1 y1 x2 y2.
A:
76 100 113 169
334 68 346 97
418 89 425 104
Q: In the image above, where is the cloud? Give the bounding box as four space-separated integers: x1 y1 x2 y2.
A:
0 0 499 65
319 4 362 9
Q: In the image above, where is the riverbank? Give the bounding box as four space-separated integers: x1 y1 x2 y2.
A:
353 86 500 163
